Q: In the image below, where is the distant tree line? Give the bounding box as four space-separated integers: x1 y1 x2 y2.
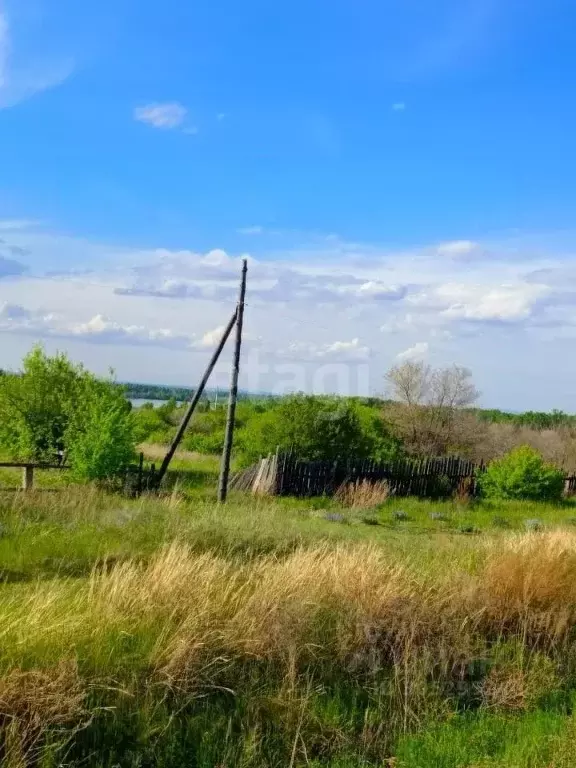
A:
471 408 576 430
124 382 275 404
3 346 576 483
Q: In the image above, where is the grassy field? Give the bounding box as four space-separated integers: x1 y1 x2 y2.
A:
2 449 576 765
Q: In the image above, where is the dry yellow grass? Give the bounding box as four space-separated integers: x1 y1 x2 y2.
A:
1 531 576 762
335 479 390 509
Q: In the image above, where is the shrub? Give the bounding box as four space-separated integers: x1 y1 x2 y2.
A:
478 446 565 502
236 395 400 466
132 400 179 444
66 378 136 482
0 346 83 460
0 346 136 480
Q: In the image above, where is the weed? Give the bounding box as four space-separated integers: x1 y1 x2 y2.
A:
335 479 389 510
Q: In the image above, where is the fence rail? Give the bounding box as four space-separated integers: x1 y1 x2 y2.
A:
0 461 71 491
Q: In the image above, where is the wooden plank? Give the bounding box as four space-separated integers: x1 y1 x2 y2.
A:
0 462 70 470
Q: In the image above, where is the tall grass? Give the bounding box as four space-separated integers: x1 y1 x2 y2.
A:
2 530 576 764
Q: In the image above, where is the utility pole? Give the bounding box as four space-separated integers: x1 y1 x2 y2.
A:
218 258 248 502
154 311 237 489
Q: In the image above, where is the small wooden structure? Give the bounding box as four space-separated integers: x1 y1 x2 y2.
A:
0 462 70 491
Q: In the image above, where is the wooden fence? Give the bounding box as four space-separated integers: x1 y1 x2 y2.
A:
275 454 485 498
0 454 157 495
232 453 576 499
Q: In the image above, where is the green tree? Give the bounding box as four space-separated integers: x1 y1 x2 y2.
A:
478 446 565 502
0 346 82 460
66 377 135 481
236 394 399 466
0 346 136 479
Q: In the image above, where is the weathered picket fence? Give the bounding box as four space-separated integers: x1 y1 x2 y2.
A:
230 453 484 498
231 452 576 499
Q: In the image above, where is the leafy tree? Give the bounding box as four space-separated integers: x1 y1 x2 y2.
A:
478 446 565 502
0 346 83 460
182 401 264 454
66 377 135 481
0 346 136 479
236 394 399 466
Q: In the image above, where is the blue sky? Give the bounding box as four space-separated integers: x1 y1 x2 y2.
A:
1 0 576 410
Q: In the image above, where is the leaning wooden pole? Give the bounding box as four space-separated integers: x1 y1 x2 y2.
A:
154 311 238 489
218 259 248 502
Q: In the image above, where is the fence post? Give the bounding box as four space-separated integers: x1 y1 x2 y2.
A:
137 452 144 496
22 465 34 492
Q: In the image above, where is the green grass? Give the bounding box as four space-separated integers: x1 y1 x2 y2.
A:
396 707 576 767
2 450 576 765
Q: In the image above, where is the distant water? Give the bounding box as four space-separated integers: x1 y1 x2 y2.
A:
130 398 184 408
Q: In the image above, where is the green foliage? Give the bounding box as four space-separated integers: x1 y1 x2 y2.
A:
0 346 136 479
473 407 576 430
0 346 83 460
478 446 565 502
131 399 179 444
236 394 400 466
179 401 268 455
66 378 136 481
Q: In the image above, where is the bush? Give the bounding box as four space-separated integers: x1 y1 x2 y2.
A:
0 346 136 480
0 346 83 460
66 378 136 482
132 400 178 444
478 446 565 502
235 395 400 467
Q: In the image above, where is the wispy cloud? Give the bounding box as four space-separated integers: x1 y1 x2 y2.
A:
6 223 576 408
134 102 188 130
0 219 40 231
436 240 480 258
0 10 74 109
278 337 370 362
237 225 264 235
0 11 8 89
0 303 196 349
396 342 429 362
392 102 406 112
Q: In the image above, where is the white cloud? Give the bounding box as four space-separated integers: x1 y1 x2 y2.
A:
134 102 187 129
436 240 480 258
193 325 227 349
237 226 264 235
438 282 550 322
6 223 576 408
396 342 429 362
0 303 195 349
323 338 370 359
278 337 370 362
115 247 406 307
355 281 406 300
392 102 406 112
71 314 194 348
